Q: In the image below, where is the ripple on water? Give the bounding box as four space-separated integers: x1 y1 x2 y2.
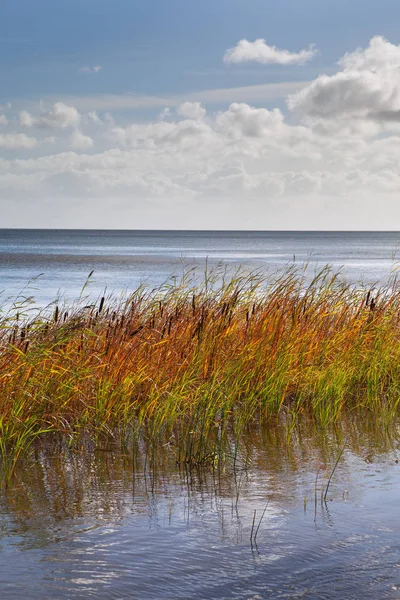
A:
1 423 400 599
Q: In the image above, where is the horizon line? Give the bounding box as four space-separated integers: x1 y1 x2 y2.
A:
0 228 399 233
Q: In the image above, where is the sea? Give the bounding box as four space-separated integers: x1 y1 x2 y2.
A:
0 229 400 307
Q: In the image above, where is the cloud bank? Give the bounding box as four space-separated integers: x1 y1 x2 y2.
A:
2 37 400 228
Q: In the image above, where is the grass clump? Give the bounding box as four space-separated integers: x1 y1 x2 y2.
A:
0 265 400 478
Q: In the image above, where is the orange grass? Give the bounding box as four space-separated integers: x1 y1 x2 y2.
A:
1 265 400 476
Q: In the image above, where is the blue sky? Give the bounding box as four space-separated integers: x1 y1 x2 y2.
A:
2 0 399 102
2 1 400 228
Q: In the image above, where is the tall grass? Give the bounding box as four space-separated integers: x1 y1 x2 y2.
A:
1 265 400 478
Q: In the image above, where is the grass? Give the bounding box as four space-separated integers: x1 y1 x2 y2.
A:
0 264 400 479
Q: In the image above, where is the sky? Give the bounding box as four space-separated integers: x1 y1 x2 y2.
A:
2 0 400 229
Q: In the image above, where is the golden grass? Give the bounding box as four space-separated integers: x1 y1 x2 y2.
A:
1 265 400 477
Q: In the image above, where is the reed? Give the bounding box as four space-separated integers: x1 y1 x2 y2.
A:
0 264 400 479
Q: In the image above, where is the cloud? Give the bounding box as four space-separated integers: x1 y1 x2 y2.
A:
19 110 35 127
0 133 38 149
19 102 80 129
288 36 400 124
87 111 102 124
4 97 399 206
158 107 172 121
69 130 94 150
79 65 102 74
110 118 213 149
224 39 318 65
215 102 284 138
0 115 8 126
177 102 206 120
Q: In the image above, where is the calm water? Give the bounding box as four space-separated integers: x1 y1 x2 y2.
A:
1 420 400 599
0 230 400 305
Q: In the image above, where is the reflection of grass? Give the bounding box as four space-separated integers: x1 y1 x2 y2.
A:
2 415 398 541
1 265 400 479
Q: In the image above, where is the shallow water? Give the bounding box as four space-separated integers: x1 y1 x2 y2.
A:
1 421 399 599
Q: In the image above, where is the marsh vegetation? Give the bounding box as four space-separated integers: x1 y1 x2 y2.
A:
1 265 400 480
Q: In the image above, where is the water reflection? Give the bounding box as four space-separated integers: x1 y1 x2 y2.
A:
0 416 399 599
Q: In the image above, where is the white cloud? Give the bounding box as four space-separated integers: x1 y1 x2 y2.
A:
19 110 35 127
288 36 400 124
215 103 284 138
40 102 80 129
79 65 102 74
0 133 38 149
110 118 213 149
158 107 172 121
87 111 102 124
0 115 8 126
4 97 399 207
224 39 318 65
20 102 80 129
69 130 94 150
177 102 206 120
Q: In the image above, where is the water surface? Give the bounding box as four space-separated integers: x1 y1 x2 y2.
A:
1 230 400 305
1 420 399 599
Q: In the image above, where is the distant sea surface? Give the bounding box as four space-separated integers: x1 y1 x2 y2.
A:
0 229 400 306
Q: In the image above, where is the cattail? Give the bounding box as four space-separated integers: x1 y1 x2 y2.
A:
54 306 59 323
99 297 105 314
129 326 143 338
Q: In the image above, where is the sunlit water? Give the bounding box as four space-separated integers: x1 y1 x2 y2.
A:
1 421 400 599
1 230 400 306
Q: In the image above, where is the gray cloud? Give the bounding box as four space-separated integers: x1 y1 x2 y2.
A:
288 36 400 124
